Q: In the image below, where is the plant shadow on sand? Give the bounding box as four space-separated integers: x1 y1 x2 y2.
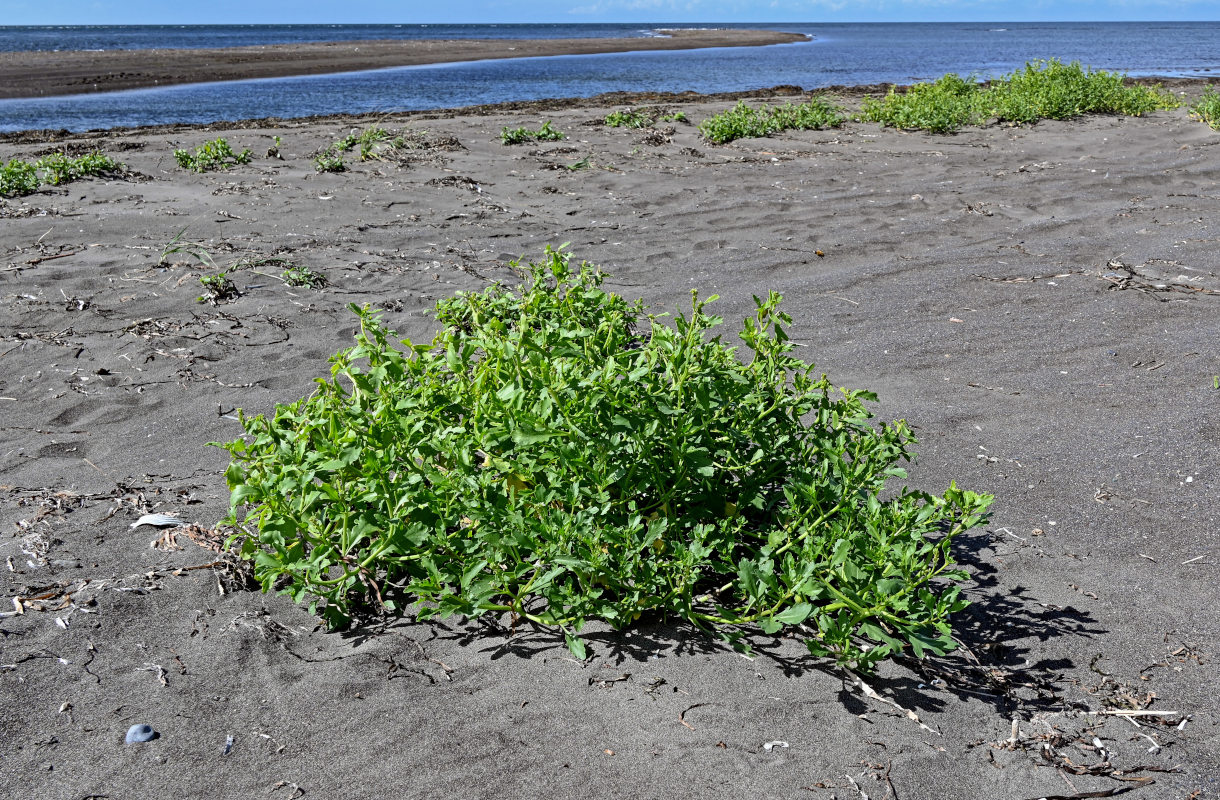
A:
330 524 1104 724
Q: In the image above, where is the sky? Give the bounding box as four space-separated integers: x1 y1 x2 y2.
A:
5 0 1217 25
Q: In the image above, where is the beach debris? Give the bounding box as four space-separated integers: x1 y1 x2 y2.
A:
125 724 158 744
762 740 789 752
223 734 235 755
847 669 939 735
130 513 185 530
679 703 709 731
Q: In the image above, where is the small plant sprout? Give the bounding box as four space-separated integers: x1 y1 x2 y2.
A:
313 152 345 173
197 271 239 304
174 138 253 172
159 227 216 269
267 135 283 159
280 264 327 289
218 247 993 670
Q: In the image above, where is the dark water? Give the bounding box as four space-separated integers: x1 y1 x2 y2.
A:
1 22 1217 133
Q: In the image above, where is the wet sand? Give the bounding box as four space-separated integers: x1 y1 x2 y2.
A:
1 88 1218 798
0 29 808 99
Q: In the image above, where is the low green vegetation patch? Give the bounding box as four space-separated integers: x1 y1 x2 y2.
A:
0 159 39 197
699 98 845 144
859 73 984 134
500 120 565 145
605 108 655 128
1 151 124 197
1191 86 1220 130
604 108 689 128
174 138 253 172
218 247 992 669
860 59 1178 133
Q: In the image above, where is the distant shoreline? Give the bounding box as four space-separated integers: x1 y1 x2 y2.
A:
0 29 808 100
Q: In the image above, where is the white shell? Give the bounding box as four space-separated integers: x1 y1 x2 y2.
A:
129 514 186 529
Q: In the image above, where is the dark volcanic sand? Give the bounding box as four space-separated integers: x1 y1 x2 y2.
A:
0 29 808 100
1 89 1218 799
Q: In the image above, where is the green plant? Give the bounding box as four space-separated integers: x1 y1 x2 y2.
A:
0 159 39 197
217 247 992 670
281 264 328 289
1191 86 1220 130
174 138 253 172
160 227 216 268
313 152 346 173
605 108 655 128
565 156 591 171
267 135 283 160
329 126 406 161
198 271 239 304
34 151 124 185
501 121 566 145
858 73 986 134
661 111 689 123
984 59 1177 124
1 152 125 197
699 98 845 144
859 61 1178 133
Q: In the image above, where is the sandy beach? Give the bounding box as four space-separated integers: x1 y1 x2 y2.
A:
0 29 808 99
2 83 1218 799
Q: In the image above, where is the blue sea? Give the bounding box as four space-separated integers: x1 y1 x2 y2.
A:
1 22 1217 133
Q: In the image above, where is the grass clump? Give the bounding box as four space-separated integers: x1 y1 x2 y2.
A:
860 60 1179 133
2 151 125 197
217 247 992 669
699 98 845 144
174 138 253 172
1190 86 1220 130
500 120 565 145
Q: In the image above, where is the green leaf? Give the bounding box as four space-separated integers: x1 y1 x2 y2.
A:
564 630 588 661
773 602 813 626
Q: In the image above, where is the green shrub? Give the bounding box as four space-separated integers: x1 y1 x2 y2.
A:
858 74 985 134
859 61 1178 133
174 138 253 172
984 59 1177 123
0 159 39 197
501 121 565 145
699 98 845 144
217 247 992 669
1191 86 1220 130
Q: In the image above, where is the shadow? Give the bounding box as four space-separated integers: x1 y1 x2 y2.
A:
329 526 1104 720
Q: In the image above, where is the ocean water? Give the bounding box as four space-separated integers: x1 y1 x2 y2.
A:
1 22 1217 133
